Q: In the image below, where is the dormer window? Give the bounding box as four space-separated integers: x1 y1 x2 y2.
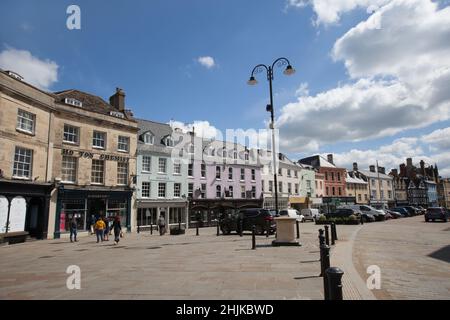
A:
163 136 174 147
65 98 83 108
143 132 154 145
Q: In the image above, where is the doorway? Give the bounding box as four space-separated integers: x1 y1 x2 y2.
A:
88 198 107 219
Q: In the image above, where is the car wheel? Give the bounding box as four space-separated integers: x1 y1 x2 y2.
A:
221 225 231 235
432 219 435 222
255 224 264 235
425 218 429 222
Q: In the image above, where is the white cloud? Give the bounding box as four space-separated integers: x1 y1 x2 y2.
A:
286 0 391 25
295 82 309 97
277 0 450 153
169 120 220 139
422 127 450 152
328 129 450 177
0 47 58 90
197 56 216 69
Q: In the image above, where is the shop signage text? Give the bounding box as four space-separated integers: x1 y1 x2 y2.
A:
62 149 129 162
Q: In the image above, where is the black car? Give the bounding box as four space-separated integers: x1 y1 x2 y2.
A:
219 208 276 235
392 207 410 217
402 206 419 216
425 207 449 222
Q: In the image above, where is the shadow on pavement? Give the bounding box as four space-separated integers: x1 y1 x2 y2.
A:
428 245 450 263
293 275 320 280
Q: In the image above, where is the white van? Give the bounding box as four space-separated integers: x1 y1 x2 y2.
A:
300 208 321 222
278 209 304 222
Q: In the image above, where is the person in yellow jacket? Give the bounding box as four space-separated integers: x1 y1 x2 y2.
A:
94 217 106 243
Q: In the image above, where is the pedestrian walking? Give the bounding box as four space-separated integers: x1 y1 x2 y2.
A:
94 217 106 243
90 214 95 235
158 214 166 236
103 216 110 241
112 215 122 245
70 215 78 243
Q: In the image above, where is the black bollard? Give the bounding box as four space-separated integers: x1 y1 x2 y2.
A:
216 220 220 236
252 225 256 250
137 224 140 234
196 221 199 236
266 220 270 238
331 222 338 241
239 219 243 237
331 226 335 245
325 225 330 246
150 223 153 235
318 229 325 246
326 267 344 300
296 220 300 239
321 245 331 300
360 215 364 225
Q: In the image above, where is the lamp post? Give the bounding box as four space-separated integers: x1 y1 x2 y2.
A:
248 58 296 215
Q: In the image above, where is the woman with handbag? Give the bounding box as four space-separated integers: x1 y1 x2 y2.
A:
112 215 122 245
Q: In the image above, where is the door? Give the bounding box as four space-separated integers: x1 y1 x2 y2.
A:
0 196 8 233
9 196 27 232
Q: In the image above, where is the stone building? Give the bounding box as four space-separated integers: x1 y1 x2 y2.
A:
0 69 139 240
0 70 54 239
438 178 450 208
356 164 395 209
345 168 369 204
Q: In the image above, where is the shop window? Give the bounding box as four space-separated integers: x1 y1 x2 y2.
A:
61 199 87 232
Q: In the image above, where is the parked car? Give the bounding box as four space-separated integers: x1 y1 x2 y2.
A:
416 206 426 215
403 206 420 216
279 209 305 222
340 205 384 221
300 208 321 222
392 207 410 217
425 207 449 222
219 208 276 235
384 209 402 219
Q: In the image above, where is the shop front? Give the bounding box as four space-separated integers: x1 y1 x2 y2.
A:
189 199 263 228
136 199 188 230
54 185 132 239
0 180 53 241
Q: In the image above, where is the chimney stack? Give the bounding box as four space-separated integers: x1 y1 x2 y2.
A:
391 169 398 176
353 162 358 172
406 158 413 167
369 165 376 172
400 164 406 176
420 160 425 176
109 87 125 111
378 167 385 174
327 154 334 165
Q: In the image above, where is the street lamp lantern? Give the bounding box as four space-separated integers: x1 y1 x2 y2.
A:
247 57 296 215
283 65 296 76
247 76 258 85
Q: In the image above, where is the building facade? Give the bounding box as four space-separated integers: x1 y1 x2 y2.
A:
345 170 369 204
50 88 138 238
438 178 450 208
0 70 54 239
187 139 263 227
356 164 395 209
135 119 188 229
299 154 350 211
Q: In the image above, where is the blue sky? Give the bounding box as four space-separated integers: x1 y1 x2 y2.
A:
1 0 450 175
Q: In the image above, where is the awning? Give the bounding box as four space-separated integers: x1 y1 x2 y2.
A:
289 196 307 204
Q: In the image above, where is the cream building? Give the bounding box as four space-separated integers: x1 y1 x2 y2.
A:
0 69 139 240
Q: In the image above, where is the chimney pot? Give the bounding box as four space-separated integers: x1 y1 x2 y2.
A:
406 158 413 167
353 162 358 171
369 165 375 172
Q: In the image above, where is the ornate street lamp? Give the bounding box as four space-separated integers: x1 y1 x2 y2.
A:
248 58 296 214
